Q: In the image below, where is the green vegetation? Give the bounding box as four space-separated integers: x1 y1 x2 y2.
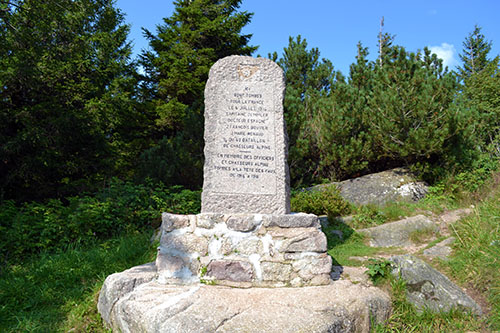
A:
408 227 438 245
1 0 499 331
445 191 500 328
374 278 485 332
324 219 381 267
0 232 156 332
321 167 500 331
138 0 256 188
0 179 200 263
365 259 392 285
290 185 351 217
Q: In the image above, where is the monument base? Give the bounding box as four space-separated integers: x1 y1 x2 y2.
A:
156 212 332 287
97 263 391 332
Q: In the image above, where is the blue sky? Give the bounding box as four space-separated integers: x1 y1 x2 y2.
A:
115 0 500 75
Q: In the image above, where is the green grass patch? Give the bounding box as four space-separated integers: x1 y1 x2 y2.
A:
324 217 380 266
444 194 500 330
408 227 439 245
0 232 156 332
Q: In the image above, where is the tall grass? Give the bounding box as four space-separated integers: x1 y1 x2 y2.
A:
0 232 156 332
444 194 500 329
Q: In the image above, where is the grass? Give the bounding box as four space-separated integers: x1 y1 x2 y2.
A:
325 170 500 332
0 231 157 332
443 194 500 330
373 278 487 332
408 227 438 245
1 168 498 332
324 218 384 266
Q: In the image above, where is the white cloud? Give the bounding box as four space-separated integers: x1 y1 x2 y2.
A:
429 43 458 68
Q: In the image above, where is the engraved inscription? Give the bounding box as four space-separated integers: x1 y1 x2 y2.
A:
210 81 276 195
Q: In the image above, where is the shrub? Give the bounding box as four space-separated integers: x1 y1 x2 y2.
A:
291 185 351 217
0 179 201 263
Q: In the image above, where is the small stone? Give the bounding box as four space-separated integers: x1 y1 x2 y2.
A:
265 213 320 228
206 260 253 282
280 229 327 253
220 237 234 256
161 233 209 255
290 277 303 287
162 213 190 232
234 238 262 255
197 213 225 229
260 262 292 281
423 237 455 260
292 254 332 280
226 215 262 232
308 273 331 286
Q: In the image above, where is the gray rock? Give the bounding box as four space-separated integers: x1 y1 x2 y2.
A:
260 261 293 281
267 213 320 228
160 232 209 255
99 266 392 333
162 213 190 232
197 213 225 229
423 237 455 260
201 56 290 214
206 260 253 282
358 215 437 247
97 262 157 325
292 254 332 280
390 255 482 314
280 228 328 253
226 215 261 232
313 167 428 206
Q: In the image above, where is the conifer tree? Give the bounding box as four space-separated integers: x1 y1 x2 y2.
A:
277 35 340 185
458 25 492 80
0 0 138 201
139 0 256 188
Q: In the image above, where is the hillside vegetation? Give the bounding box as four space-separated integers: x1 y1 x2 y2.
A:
1 0 499 332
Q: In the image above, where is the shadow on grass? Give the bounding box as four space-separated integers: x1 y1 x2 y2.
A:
322 216 379 267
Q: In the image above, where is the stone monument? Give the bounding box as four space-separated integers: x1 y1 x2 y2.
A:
154 56 331 287
201 56 290 214
97 56 391 332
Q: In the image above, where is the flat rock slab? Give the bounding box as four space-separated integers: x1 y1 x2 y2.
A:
358 215 437 247
423 237 456 260
99 265 391 333
389 255 482 314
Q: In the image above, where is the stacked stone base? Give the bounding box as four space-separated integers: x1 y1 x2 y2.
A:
157 212 332 287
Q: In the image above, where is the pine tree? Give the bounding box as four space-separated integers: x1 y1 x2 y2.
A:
138 0 256 188
276 35 340 185
458 25 492 80
368 45 460 165
0 0 138 201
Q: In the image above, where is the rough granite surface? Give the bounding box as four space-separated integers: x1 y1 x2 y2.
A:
201 56 290 214
98 265 391 333
390 255 482 314
358 215 437 247
312 168 428 206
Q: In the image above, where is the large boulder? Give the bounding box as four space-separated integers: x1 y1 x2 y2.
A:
313 168 428 206
389 255 482 314
98 264 392 333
